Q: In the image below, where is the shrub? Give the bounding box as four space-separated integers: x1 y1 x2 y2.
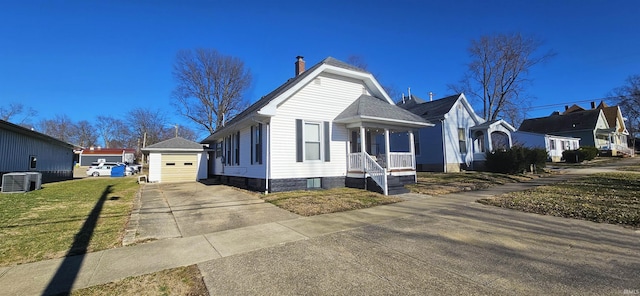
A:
485 146 548 174
580 146 599 160
562 146 599 163
562 150 584 163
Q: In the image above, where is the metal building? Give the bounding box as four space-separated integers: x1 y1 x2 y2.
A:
0 120 75 183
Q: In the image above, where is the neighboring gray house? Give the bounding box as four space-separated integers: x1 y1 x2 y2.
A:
395 93 515 172
201 56 432 195
142 137 208 183
0 119 75 183
78 148 136 166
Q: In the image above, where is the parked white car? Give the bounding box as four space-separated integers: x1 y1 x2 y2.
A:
86 162 119 177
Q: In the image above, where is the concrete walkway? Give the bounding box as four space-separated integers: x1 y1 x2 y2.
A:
1 158 639 295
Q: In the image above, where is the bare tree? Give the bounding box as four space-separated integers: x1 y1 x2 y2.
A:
95 116 120 148
450 33 555 121
172 49 252 134
1 102 37 125
613 74 640 141
74 120 98 148
38 114 76 143
128 108 169 147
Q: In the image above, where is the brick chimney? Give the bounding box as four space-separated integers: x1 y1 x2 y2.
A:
591 101 596 109
295 56 305 76
565 105 569 111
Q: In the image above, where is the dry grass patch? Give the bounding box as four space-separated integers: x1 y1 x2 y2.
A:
408 171 538 195
479 172 640 227
71 265 208 296
263 187 403 216
0 177 139 266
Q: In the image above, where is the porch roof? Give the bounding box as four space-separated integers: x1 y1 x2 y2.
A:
334 95 433 128
470 119 516 132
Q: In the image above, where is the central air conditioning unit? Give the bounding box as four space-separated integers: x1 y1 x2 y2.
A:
1 172 42 193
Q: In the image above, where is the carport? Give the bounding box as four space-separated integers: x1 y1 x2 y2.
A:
142 137 209 183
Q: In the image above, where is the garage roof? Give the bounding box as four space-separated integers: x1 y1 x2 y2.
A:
142 137 205 152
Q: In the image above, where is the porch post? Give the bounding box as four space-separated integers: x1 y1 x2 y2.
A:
384 129 391 170
360 126 366 170
409 130 415 170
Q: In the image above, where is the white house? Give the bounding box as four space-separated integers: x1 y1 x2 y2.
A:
512 131 581 162
201 56 432 195
142 137 208 183
396 93 516 172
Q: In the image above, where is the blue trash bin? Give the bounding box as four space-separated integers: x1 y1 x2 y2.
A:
111 164 126 177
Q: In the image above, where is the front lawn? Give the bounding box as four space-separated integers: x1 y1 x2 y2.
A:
478 173 640 227
408 171 539 195
0 177 139 266
263 187 403 216
71 265 208 296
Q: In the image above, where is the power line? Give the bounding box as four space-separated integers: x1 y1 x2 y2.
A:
527 96 620 111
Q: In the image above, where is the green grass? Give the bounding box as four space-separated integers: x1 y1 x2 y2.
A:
0 177 139 266
408 171 539 195
263 187 403 216
478 173 640 227
71 265 208 296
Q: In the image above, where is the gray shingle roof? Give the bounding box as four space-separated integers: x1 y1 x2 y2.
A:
400 94 461 121
144 137 204 150
518 109 602 133
201 57 370 143
335 95 430 124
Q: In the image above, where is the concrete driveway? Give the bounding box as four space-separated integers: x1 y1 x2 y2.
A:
131 181 300 242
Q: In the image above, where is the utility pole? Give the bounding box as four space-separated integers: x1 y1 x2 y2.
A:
175 124 178 138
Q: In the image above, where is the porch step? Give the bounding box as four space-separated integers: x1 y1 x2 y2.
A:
386 175 410 195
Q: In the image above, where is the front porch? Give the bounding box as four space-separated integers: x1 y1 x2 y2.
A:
344 127 418 195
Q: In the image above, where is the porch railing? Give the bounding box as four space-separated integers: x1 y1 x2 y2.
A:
349 152 414 171
364 153 387 195
389 152 415 170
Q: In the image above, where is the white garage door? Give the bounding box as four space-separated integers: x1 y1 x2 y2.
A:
160 154 198 183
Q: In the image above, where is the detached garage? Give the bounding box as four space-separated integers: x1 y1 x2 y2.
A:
142 137 208 183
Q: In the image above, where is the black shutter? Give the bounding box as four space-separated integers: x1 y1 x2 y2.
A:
324 121 330 162
296 119 303 162
235 131 240 165
258 123 263 164
250 126 254 164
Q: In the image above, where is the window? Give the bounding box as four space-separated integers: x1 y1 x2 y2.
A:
252 124 262 164
414 131 421 155
305 122 321 160
184 162 193 166
458 128 467 153
307 178 321 189
166 163 175 166
550 139 556 150
29 155 37 170
215 142 222 157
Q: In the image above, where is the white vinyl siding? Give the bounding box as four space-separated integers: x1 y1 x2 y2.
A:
219 126 266 178
270 72 368 179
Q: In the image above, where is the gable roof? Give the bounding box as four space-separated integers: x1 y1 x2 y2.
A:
1 119 74 149
334 95 431 127
143 137 204 152
562 104 585 114
519 109 605 134
597 102 627 133
470 119 516 132
399 93 483 124
202 57 395 143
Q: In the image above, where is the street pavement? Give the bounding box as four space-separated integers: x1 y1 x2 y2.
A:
1 158 639 295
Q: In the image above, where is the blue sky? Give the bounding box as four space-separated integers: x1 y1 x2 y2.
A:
1 0 639 141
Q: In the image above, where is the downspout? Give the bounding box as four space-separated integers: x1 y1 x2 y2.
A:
441 118 447 173
265 122 270 194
